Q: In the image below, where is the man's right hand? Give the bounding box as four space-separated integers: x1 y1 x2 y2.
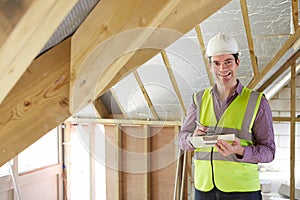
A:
193 121 208 137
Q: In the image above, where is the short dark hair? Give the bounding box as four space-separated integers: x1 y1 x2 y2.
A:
208 53 239 64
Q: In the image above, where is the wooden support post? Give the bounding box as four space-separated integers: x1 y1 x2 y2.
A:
187 151 192 200
89 123 96 200
180 151 187 200
173 125 183 200
63 122 72 200
174 148 183 200
57 125 63 200
290 62 296 200
115 124 123 200
144 125 151 200
105 124 122 199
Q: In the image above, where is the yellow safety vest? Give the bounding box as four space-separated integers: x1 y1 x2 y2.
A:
193 87 262 192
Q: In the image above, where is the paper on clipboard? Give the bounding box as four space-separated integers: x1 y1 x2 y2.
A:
189 134 235 148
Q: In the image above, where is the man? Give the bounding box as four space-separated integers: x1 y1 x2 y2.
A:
179 33 275 200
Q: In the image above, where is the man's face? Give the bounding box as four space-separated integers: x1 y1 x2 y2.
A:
209 54 240 86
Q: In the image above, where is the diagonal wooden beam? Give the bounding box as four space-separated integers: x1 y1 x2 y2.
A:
0 38 71 166
0 0 32 43
71 0 231 114
93 89 128 119
240 0 259 77
133 70 159 120
257 49 300 92
0 0 78 105
70 0 182 114
110 88 129 119
98 0 231 95
161 50 187 116
93 97 109 118
247 28 300 89
195 25 214 86
292 0 299 31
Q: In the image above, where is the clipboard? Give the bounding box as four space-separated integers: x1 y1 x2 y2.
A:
189 134 235 148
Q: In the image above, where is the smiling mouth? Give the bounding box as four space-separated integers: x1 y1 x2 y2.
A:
218 71 231 77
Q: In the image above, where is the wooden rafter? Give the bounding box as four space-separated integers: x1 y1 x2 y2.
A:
133 70 159 120
0 0 232 167
247 28 300 89
257 49 300 92
240 0 259 77
194 25 214 86
161 50 187 116
0 38 71 166
99 0 231 95
93 97 109 118
292 0 299 31
0 0 78 105
110 88 128 119
70 0 183 114
71 0 231 115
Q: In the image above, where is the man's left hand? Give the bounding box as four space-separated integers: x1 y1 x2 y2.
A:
215 137 244 157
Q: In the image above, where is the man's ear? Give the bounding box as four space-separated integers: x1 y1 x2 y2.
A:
236 58 240 66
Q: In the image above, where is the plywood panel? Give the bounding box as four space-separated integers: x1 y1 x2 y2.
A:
122 126 147 199
105 125 178 200
151 126 177 200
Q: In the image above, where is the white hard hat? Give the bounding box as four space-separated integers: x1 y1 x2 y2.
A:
206 33 240 57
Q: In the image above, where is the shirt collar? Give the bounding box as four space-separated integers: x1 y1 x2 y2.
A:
211 79 244 95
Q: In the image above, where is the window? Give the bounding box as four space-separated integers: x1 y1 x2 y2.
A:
18 128 59 173
0 162 10 177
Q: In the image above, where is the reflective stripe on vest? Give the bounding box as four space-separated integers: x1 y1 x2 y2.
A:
193 87 262 192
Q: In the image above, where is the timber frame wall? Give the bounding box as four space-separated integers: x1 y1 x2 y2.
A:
64 119 187 200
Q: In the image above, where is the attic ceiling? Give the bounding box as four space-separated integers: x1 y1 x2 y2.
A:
72 0 300 121
0 0 299 166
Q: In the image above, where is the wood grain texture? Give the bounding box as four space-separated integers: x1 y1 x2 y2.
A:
70 0 184 113
0 38 71 166
0 0 78 105
97 0 231 95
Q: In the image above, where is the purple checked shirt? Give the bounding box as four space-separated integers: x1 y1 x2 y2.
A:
179 80 275 164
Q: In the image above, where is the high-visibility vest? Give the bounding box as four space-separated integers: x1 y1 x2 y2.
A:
193 87 263 192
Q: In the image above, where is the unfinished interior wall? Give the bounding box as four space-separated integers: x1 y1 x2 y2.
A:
260 72 300 196
105 124 179 200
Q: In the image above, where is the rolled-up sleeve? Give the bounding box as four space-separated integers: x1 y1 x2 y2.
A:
242 96 276 163
179 97 197 151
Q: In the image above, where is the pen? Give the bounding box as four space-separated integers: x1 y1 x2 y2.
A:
195 120 201 126
195 121 214 136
